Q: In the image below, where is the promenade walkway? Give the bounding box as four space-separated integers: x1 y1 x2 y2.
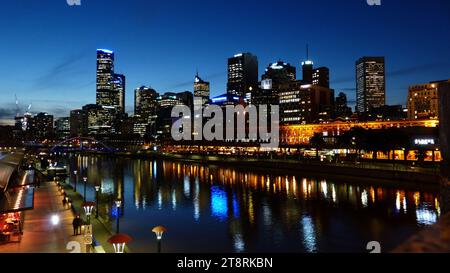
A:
0 181 85 253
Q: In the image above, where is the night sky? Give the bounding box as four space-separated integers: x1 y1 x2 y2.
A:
0 0 449 124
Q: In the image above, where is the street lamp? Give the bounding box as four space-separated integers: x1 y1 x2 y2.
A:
82 201 96 225
83 177 88 202
115 199 122 234
73 170 78 192
107 234 132 254
152 226 167 253
95 186 101 218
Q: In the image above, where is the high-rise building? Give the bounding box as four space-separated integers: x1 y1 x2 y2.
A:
112 74 126 114
157 92 181 108
96 49 115 106
301 60 314 84
82 104 114 135
55 117 70 140
32 112 54 141
356 57 386 113
194 73 210 106
254 61 296 106
96 49 125 117
408 79 450 120
134 86 159 136
227 53 258 98
279 81 334 124
334 92 352 118
135 86 160 120
312 67 330 88
262 61 296 83
70 109 86 137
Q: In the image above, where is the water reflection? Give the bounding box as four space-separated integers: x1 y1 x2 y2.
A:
63 154 442 253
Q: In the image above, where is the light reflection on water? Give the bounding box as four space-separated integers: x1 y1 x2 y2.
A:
65 155 442 253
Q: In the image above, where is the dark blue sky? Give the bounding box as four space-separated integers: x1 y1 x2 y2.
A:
0 0 449 123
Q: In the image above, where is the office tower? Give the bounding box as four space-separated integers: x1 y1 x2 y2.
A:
112 74 126 114
70 109 87 137
262 61 296 83
408 79 450 120
32 112 54 141
96 49 115 106
301 60 314 84
278 81 334 125
194 73 210 106
134 86 159 136
157 92 180 108
254 61 296 106
135 86 159 120
82 104 114 135
176 91 194 109
334 92 352 118
312 67 330 88
55 117 70 140
227 53 258 98
356 57 386 113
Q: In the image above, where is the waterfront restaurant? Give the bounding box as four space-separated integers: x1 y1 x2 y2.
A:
0 153 34 243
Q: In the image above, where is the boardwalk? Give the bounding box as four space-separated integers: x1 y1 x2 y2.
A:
0 181 85 253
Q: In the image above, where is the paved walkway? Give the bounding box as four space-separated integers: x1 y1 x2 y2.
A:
63 184 129 253
0 181 85 253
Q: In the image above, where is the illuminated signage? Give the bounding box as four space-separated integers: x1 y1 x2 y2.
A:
414 138 435 146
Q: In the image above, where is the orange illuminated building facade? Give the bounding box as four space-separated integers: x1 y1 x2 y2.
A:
280 119 439 145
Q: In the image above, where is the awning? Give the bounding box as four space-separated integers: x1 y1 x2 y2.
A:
0 186 34 214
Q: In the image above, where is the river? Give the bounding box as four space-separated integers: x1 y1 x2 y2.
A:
61 154 441 253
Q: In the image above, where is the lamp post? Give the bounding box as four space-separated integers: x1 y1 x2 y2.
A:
95 186 100 218
107 234 132 253
82 201 96 225
83 177 87 202
115 199 122 234
152 226 167 253
73 170 78 192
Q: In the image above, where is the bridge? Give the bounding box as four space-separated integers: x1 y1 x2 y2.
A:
49 137 114 153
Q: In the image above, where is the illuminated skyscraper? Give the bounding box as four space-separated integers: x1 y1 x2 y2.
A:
112 74 126 114
96 49 125 116
227 53 258 98
96 49 115 106
356 57 386 113
194 73 210 106
135 86 159 123
312 67 329 88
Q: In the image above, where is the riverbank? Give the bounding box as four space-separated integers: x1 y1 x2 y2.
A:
73 150 440 187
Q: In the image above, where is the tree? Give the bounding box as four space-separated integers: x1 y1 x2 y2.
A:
310 133 326 160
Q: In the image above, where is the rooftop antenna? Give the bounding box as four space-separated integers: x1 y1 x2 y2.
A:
306 44 309 60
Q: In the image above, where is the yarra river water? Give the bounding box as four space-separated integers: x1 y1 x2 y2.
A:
62 154 441 253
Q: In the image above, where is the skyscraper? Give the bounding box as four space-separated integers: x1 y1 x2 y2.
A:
312 67 330 88
254 61 296 106
134 86 160 122
356 57 386 113
96 49 125 116
334 92 352 118
96 49 115 106
55 117 70 140
112 74 126 114
194 73 210 106
301 60 314 84
227 53 258 98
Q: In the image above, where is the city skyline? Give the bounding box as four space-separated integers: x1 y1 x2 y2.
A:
1 0 450 124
